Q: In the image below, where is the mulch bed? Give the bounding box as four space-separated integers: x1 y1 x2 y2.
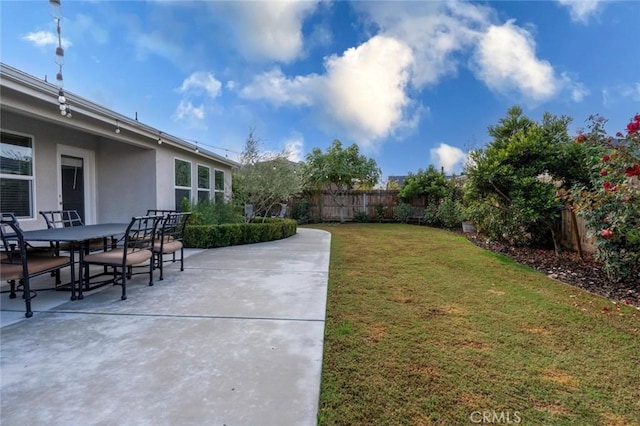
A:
464 233 640 309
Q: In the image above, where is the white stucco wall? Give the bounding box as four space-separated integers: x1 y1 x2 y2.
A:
96 140 157 223
1 111 99 230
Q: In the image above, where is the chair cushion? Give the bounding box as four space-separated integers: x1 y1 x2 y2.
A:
0 255 71 280
153 240 183 254
84 248 152 266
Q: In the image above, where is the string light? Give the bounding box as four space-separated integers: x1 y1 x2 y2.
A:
157 132 163 144
51 0 71 118
115 119 121 134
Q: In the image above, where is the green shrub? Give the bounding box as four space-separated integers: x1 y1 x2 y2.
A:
184 200 244 226
292 197 312 224
423 202 440 227
374 204 386 222
353 211 370 223
184 219 297 248
394 202 412 224
436 198 463 229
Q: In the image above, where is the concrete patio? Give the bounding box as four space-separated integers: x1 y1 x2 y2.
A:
0 228 331 425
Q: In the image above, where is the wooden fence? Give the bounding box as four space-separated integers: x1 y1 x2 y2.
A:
291 190 599 254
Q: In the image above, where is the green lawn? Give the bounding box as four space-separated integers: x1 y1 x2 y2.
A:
311 224 640 425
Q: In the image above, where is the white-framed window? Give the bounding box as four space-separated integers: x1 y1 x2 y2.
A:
197 164 211 204
0 131 34 218
214 169 225 203
174 158 192 210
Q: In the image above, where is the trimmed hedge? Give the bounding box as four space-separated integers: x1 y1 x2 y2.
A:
184 218 297 248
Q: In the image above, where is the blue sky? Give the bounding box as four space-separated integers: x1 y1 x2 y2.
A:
1 0 638 182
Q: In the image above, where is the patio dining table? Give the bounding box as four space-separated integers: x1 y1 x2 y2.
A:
19 223 128 300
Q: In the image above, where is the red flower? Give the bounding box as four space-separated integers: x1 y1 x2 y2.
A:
600 169 608 176
625 164 640 177
603 181 617 192
628 121 640 134
602 155 610 162
601 228 614 239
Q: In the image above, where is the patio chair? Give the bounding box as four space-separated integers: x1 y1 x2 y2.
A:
40 210 108 284
80 215 160 300
153 212 192 280
244 204 254 219
0 213 73 318
271 203 288 218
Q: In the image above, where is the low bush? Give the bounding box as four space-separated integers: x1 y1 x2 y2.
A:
184 218 297 248
393 202 412 223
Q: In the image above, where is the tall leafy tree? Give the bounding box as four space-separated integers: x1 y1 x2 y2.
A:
303 140 380 222
233 129 303 222
464 106 588 255
398 165 449 205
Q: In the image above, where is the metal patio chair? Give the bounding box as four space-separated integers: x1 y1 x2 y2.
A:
80 215 160 301
153 212 191 280
0 213 73 317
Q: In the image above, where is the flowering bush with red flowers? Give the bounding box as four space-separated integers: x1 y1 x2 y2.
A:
571 114 640 281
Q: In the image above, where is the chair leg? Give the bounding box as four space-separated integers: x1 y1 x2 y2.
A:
121 268 127 300
159 253 164 281
149 259 154 286
9 280 17 299
180 247 184 272
22 278 33 318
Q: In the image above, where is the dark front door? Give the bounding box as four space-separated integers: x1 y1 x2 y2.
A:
61 155 85 222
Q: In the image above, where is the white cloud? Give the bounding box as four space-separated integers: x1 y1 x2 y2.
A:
430 143 467 174
178 72 222 98
356 2 490 88
173 100 205 123
557 0 604 24
209 1 319 63
241 35 418 150
23 31 71 48
560 72 589 102
283 135 304 163
240 68 319 107
322 35 414 143
471 20 558 103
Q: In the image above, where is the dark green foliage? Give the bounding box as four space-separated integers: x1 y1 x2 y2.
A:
185 200 244 226
423 202 440 226
398 165 448 204
436 198 463 229
184 219 297 248
374 204 386 222
464 106 586 251
353 211 370 223
292 196 312 224
393 202 412 223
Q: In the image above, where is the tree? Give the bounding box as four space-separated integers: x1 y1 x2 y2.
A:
397 165 448 205
303 140 380 222
464 106 588 255
232 129 303 222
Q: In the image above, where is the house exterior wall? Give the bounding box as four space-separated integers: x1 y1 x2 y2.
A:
95 140 157 223
1 110 100 230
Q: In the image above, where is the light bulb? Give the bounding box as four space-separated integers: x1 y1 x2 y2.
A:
115 128 121 134
59 104 67 111
60 109 67 116
58 89 65 104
